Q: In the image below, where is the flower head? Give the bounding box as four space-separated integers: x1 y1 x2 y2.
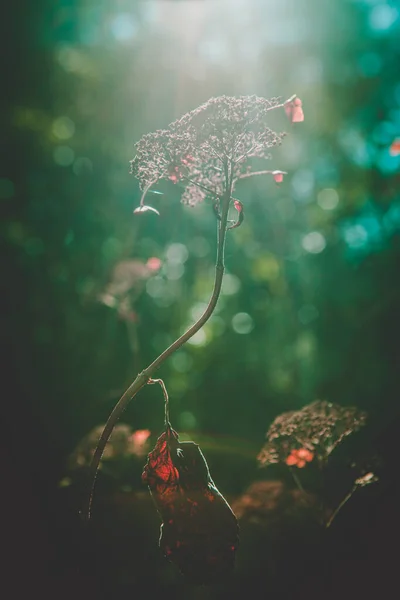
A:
258 400 367 468
69 424 152 468
131 95 288 208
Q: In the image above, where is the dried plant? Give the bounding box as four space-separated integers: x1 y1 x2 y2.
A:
257 400 367 468
84 92 304 528
130 94 297 209
69 425 151 469
257 400 378 527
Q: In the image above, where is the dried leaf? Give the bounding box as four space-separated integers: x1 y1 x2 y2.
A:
142 425 239 584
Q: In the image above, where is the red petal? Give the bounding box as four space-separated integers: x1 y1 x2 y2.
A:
286 454 297 466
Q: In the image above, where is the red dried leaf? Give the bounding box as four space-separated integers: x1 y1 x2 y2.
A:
142 425 239 584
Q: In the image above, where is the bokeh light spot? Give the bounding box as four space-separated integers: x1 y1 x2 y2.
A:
179 411 197 430
221 273 241 295
369 5 398 32
166 243 189 264
232 312 254 335
110 14 139 41
171 352 193 373
338 128 375 167
252 254 280 282
165 262 185 280
342 224 369 249
56 45 95 76
317 188 339 210
372 121 396 145
375 148 400 173
291 169 315 203
295 331 317 359
302 232 326 254
146 276 166 298
187 329 207 346
190 302 209 322
53 145 75 167
52 116 75 140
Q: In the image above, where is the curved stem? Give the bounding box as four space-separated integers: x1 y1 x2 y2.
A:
326 485 357 528
148 378 170 426
82 188 232 521
139 180 158 207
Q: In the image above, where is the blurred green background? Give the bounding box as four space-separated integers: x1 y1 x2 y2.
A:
2 0 400 598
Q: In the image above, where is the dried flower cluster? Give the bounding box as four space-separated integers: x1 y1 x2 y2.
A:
69 424 151 469
130 94 302 208
98 257 161 322
258 400 367 468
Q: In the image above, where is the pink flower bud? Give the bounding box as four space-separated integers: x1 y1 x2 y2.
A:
272 170 287 184
233 200 243 212
284 97 304 123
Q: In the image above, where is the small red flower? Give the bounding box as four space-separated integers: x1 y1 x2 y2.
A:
285 447 314 468
284 97 304 123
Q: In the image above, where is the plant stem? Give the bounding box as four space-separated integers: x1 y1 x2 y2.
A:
290 468 304 492
83 188 232 521
238 170 274 180
180 175 219 198
326 485 358 529
148 378 170 426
